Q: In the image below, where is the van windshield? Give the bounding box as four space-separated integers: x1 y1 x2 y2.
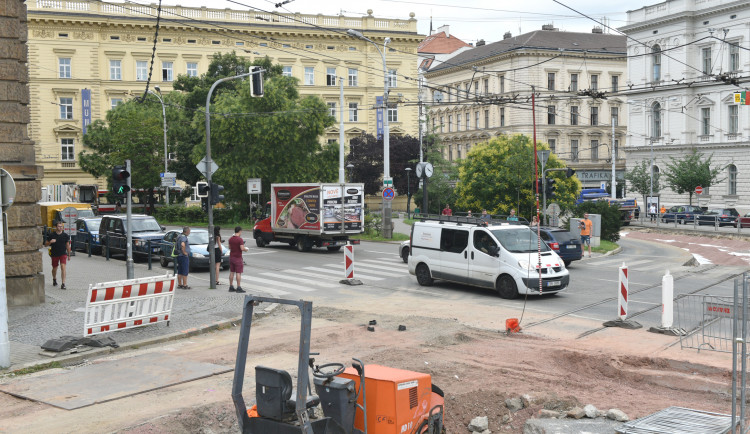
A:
490 227 549 253
131 218 162 232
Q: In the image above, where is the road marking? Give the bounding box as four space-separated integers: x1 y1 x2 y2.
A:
303 266 384 281
243 251 276 256
593 278 652 287
287 269 344 282
346 263 407 277
243 275 318 292
259 272 339 287
392 286 444 296
628 300 660 306
232 282 290 296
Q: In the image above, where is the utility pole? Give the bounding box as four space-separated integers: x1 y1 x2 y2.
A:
338 77 345 184
611 117 616 199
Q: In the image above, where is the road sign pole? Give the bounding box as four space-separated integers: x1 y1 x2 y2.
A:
126 159 134 279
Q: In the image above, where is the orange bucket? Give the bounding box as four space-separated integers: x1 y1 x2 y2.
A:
506 318 521 333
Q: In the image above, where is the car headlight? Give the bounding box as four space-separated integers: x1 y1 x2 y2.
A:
134 240 145 247
191 252 205 258
518 260 535 271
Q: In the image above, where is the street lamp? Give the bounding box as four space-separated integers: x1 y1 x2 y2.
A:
346 163 354 182
405 167 412 219
348 28 393 237
148 86 169 205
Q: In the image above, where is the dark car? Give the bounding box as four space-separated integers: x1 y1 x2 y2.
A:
661 205 703 224
159 229 229 271
99 214 166 259
537 227 582 267
697 208 740 227
74 217 102 253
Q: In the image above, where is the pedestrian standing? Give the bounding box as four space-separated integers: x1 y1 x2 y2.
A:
228 226 249 293
480 209 491 225
214 226 223 286
649 203 657 223
44 221 71 289
176 226 191 289
442 205 452 216
579 213 593 258
507 209 519 222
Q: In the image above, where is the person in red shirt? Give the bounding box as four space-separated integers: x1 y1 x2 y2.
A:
442 205 452 216
228 226 249 293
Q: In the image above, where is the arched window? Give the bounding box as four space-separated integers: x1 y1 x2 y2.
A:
651 102 662 138
652 45 661 82
728 164 737 195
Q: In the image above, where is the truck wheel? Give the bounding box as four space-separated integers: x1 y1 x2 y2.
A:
496 275 518 299
288 241 297 247
296 236 312 252
256 236 266 247
415 263 433 286
160 255 169 268
327 246 341 252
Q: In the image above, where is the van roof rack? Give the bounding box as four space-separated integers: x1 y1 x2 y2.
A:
411 213 528 226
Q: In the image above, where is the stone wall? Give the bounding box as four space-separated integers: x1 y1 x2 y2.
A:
1 0 44 306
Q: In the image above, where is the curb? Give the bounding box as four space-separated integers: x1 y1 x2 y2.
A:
603 246 623 257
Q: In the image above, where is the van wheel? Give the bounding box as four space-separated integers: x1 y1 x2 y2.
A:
415 263 433 286
256 236 267 247
401 247 410 263
496 275 518 299
160 255 169 268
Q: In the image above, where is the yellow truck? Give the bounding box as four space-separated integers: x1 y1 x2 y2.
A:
39 202 95 229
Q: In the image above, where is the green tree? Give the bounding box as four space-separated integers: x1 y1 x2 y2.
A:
412 134 458 214
624 159 660 212
346 133 421 195
572 201 621 242
454 135 580 220
662 148 724 205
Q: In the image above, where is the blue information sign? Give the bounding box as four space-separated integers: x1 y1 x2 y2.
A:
81 88 92 135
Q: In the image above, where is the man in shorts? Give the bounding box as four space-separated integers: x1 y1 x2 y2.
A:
228 226 249 293
45 221 71 289
579 213 593 257
176 226 191 289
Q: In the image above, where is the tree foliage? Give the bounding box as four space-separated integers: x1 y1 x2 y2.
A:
572 201 621 242
662 148 724 205
411 134 458 214
345 133 421 195
624 159 660 210
454 135 580 220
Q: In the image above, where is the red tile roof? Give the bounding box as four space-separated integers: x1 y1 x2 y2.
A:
418 31 471 55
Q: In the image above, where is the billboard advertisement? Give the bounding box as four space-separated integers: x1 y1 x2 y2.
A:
322 185 363 231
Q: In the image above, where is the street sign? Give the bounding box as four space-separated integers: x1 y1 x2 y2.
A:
695 186 703 195
382 187 395 201
60 207 79 236
383 177 393 186
247 178 261 194
196 157 219 178
160 172 177 187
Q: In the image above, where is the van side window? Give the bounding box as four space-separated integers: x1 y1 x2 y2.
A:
473 230 497 255
441 228 469 253
538 231 551 241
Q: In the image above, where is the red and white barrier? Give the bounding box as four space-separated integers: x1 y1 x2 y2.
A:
344 245 354 279
84 273 176 336
618 263 628 320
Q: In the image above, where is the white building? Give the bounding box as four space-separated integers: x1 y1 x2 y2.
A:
621 0 750 210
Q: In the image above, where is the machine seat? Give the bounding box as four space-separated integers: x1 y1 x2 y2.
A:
255 366 319 420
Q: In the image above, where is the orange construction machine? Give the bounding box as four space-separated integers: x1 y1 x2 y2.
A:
231 296 445 434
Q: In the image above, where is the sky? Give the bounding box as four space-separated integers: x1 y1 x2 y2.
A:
124 0 662 44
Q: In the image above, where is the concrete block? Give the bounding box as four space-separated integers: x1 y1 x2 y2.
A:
523 418 623 434
6 226 42 252
6 273 45 306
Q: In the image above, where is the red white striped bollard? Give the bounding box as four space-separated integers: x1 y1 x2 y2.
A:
618 262 628 320
344 245 354 280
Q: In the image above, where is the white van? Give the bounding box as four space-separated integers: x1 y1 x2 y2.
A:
407 220 570 298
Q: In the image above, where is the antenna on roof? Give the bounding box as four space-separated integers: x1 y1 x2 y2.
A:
429 12 433 35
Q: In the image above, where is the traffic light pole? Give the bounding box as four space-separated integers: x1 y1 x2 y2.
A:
205 68 264 289
125 159 134 279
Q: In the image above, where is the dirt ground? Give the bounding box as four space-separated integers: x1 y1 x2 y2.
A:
0 303 734 433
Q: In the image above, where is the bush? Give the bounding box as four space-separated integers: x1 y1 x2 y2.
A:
364 211 382 237
571 201 622 243
154 205 252 225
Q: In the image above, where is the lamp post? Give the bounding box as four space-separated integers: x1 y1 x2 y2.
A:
348 28 393 238
346 163 354 182
148 86 169 205
611 116 616 199
405 167 412 219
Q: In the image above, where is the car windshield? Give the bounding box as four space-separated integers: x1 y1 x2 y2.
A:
86 220 101 232
549 230 578 243
490 227 549 253
188 232 209 244
131 218 162 232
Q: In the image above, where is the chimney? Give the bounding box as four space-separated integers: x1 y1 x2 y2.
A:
476 39 485 47
503 31 512 40
437 24 450 37
542 24 557 31
592 26 603 33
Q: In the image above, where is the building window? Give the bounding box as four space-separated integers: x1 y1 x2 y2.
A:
611 75 619 93
457 144 462 160
304 67 314 85
500 75 505 93
60 97 73 119
387 69 397 88
162 61 173 81
611 107 619 126
61 138 75 161
570 73 578 92
464 83 470 99
349 102 358 122
701 107 711 135
59 58 71 79
591 107 598 126
110 60 122 80
547 72 555 91
652 45 661 82
548 139 556 154
466 113 470 129
447 145 453 162
111 98 122 111
326 67 336 86
186 62 198 77
457 115 461 131
728 164 737 195
500 108 505 127
730 42 740 72
448 115 453 132
387 107 398 122
483 78 489 95
327 102 336 117
484 110 489 128
651 102 662 138
348 68 358 86
571 139 579 162
474 81 479 96
440 116 444 133
729 104 739 134
282 66 292 77
547 106 556 124
702 47 712 75
136 60 148 81
475 111 479 129
591 140 599 162
570 106 579 125
591 74 598 90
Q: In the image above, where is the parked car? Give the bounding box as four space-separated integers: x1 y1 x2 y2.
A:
99 214 166 259
399 240 410 263
74 217 102 253
661 205 704 224
537 227 583 267
740 213 750 228
159 229 230 271
696 208 740 227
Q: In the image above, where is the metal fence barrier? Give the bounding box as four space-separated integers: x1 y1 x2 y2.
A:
676 294 738 353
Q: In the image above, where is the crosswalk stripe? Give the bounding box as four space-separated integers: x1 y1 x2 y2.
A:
343 263 406 277
360 258 408 267
244 275 318 292
303 266 384 281
232 282 290 296
287 269 345 282
259 272 339 287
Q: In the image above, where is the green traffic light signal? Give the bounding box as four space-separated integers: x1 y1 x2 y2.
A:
112 165 130 197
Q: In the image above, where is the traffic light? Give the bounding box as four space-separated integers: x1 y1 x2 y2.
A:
566 167 576 178
196 181 209 198
545 178 557 199
112 165 130 197
201 197 208 213
210 183 225 205
250 66 264 97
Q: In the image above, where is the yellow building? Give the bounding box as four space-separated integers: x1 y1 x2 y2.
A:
27 1 422 187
